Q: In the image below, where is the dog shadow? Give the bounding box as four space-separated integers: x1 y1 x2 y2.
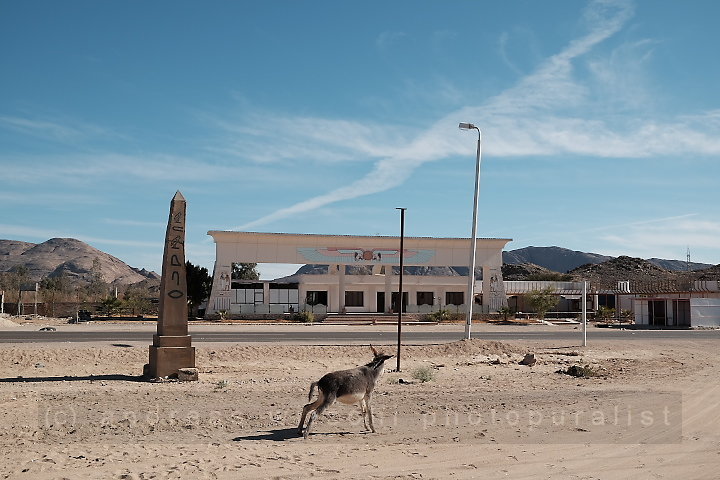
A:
0 374 145 383
233 427 359 442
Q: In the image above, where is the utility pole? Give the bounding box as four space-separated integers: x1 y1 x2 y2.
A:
396 207 406 372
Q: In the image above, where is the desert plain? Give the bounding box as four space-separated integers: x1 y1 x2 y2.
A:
1 316 719 479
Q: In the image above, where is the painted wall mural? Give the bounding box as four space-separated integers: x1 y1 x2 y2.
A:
487 267 508 310
298 247 435 265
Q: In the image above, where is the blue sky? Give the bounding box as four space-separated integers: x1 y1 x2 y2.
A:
1 0 719 278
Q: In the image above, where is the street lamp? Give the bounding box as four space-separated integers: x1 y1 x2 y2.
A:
395 207 406 372
459 122 482 340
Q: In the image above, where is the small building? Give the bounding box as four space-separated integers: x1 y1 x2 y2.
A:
632 281 720 327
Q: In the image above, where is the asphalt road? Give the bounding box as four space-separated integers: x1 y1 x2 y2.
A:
1 327 718 344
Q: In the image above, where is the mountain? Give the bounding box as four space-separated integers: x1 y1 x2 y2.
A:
502 246 611 273
695 264 720 280
646 258 710 272
0 240 35 256
275 264 464 282
569 256 674 285
278 246 714 283
503 246 712 273
501 262 566 281
0 238 159 286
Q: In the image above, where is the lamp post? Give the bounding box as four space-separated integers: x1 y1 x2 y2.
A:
396 207 406 372
459 122 482 340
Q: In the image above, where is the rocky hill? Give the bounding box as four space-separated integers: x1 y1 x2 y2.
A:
503 246 712 273
503 246 611 273
567 256 720 291
283 247 717 285
0 238 159 287
569 256 674 285
501 262 566 281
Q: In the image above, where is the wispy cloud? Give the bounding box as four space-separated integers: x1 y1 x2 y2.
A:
0 191 100 205
0 152 269 185
0 223 158 248
234 0 657 229
599 216 720 261
0 113 124 144
581 213 700 233
497 31 524 76
376 31 407 50
102 218 166 228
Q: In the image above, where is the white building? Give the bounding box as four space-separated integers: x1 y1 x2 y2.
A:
631 281 720 327
206 231 511 316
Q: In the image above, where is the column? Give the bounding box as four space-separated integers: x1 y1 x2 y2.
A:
384 266 393 313
338 264 346 313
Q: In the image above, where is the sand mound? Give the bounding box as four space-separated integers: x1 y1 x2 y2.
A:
0 315 20 328
405 339 523 358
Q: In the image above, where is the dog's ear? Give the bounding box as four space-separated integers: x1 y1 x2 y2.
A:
370 344 379 357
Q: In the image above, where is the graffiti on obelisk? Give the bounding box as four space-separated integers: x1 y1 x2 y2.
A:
145 191 196 379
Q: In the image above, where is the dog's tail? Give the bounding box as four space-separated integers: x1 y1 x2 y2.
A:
307 381 318 401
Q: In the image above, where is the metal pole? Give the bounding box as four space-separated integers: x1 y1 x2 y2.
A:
465 128 482 339
396 207 406 372
582 280 587 347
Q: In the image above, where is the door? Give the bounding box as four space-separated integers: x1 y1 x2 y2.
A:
376 292 385 313
391 292 408 313
673 300 691 326
649 300 666 326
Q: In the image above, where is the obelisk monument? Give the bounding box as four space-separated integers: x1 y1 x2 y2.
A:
145 191 196 379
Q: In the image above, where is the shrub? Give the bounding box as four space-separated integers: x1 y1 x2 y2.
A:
426 309 450 322
561 364 597 378
294 311 314 323
411 365 436 383
525 287 558 319
498 306 514 321
596 306 616 321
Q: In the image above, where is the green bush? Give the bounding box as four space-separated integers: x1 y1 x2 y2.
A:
596 306 616 321
294 311 314 323
411 365 436 383
525 287 558 319
426 309 450 322
498 306 514 321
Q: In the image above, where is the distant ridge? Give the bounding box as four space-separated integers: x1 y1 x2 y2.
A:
502 246 611 273
279 245 714 281
502 246 712 273
0 238 159 285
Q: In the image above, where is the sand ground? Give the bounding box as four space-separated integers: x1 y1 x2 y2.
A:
1 318 719 479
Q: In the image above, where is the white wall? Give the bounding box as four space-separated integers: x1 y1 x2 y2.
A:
690 298 720 327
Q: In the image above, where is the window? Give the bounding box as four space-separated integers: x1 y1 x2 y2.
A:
446 292 464 305
417 291 434 306
268 283 299 311
306 291 328 306
345 291 364 307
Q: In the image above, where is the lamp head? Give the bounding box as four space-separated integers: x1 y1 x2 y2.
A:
459 122 476 130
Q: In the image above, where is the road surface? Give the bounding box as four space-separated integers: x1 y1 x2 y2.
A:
1 323 718 344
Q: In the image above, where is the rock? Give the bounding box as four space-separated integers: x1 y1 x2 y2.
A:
519 353 537 366
178 368 199 382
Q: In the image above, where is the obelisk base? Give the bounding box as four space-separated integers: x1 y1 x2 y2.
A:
145 335 196 379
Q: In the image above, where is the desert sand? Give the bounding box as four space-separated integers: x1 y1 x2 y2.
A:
1 318 719 479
